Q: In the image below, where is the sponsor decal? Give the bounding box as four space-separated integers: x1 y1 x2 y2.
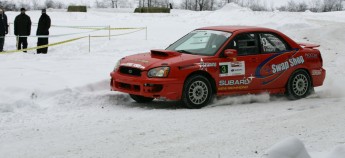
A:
219 75 255 86
220 61 245 77
191 30 232 38
199 58 217 71
255 48 300 79
272 56 305 74
305 53 318 59
218 86 248 91
312 69 322 76
121 63 145 69
131 59 149 63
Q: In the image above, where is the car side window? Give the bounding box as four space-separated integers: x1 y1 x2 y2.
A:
176 31 212 50
259 33 289 53
227 33 259 56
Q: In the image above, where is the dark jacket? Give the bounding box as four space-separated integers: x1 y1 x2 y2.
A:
0 13 8 36
14 13 31 36
36 13 51 35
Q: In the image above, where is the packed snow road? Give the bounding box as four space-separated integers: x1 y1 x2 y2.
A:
1 4 345 158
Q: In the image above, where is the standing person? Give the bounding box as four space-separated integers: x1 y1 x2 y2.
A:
14 8 31 53
0 8 8 52
36 9 51 54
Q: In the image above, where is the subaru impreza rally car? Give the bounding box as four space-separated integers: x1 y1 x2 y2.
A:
110 26 325 108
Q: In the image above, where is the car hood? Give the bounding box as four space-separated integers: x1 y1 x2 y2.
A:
119 49 203 70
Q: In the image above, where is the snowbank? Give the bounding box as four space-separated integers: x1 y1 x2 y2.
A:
264 137 345 158
264 137 311 158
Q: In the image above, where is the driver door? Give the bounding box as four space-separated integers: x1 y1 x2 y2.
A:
217 33 262 94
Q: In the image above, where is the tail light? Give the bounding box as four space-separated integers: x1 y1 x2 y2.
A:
319 52 323 67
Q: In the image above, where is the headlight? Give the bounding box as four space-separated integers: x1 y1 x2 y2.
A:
147 67 170 78
113 60 121 71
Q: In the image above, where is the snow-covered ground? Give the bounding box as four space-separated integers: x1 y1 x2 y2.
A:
1 4 345 158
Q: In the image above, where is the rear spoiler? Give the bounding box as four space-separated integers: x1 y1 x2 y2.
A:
298 43 320 49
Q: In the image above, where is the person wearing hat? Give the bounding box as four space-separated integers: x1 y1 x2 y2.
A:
14 8 31 52
36 9 51 54
0 8 8 52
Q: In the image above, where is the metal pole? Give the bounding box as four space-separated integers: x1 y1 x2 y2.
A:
89 34 90 53
109 25 111 40
16 36 19 50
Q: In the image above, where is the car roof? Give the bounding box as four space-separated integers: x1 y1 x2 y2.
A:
197 26 275 33
197 25 302 49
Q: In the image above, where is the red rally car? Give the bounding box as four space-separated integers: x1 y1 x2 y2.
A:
110 26 325 108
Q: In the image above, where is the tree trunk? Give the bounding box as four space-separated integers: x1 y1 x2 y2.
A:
199 0 204 11
195 0 198 10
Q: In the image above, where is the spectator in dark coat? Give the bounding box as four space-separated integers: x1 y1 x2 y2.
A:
14 8 31 52
0 8 8 52
36 9 51 54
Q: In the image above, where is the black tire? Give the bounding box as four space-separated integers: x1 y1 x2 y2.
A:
130 94 154 103
286 69 312 100
182 75 213 109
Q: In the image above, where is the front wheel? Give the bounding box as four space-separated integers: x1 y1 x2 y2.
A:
182 75 213 109
286 69 312 100
130 94 154 103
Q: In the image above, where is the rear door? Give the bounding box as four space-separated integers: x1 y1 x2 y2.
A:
255 32 294 88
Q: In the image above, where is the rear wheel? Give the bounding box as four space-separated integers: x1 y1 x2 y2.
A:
130 94 154 103
286 69 312 100
182 75 213 109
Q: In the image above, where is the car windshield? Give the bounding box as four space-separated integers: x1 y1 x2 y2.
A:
166 30 232 56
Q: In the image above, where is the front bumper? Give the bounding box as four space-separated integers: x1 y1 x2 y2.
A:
110 71 184 100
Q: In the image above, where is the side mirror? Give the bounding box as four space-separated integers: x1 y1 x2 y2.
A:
224 49 238 58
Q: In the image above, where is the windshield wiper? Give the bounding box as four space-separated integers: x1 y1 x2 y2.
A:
177 50 195 54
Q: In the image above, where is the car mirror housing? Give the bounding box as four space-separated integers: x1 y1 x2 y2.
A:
224 49 238 58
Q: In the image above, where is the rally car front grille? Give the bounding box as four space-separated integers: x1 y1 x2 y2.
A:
117 82 140 92
119 66 142 76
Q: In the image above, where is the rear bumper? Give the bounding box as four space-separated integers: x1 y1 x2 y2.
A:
110 71 184 100
311 68 326 87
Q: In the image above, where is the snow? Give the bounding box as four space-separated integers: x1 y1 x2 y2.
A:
264 137 345 158
1 3 345 158
326 145 345 158
263 137 311 158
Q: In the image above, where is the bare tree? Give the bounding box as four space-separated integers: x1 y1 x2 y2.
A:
110 0 118 8
95 0 107 8
195 0 198 10
138 0 145 7
182 0 193 10
45 0 55 8
334 0 343 11
148 0 151 7
286 0 298 11
247 0 267 11
309 0 322 12
199 0 205 11
297 2 308 12
210 0 215 10
32 0 41 10
322 0 344 11
1 1 17 10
